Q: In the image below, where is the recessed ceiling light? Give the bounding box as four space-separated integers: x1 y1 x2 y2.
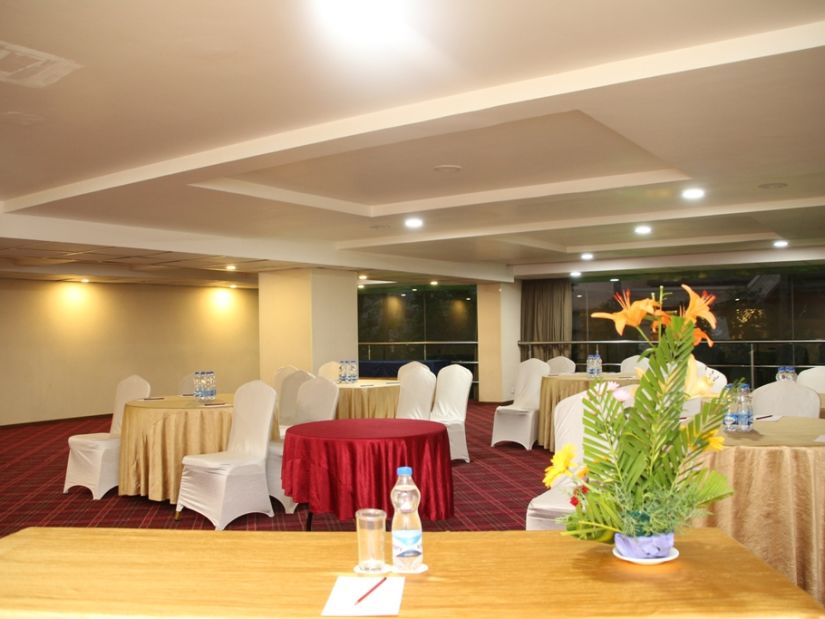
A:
358 274 368 280
430 280 439 286
226 264 236 271
758 182 788 190
357 284 365 289
433 164 462 174
80 278 90 284
405 217 423 229
570 271 582 278
773 240 789 248
681 187 705 200
610 278 620 282
635 225 652 235
581 252 594 261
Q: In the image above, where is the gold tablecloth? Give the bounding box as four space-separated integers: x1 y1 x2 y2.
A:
335 379 400 420
1 527 822 618
538 373 639 450
119 394 233 503
697 416 825 605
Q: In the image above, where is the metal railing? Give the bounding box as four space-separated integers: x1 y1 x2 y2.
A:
518 339 825 388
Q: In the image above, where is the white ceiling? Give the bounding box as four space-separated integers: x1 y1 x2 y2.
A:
2 0 825 287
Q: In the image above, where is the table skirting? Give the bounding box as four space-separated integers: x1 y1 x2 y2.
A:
282 418 453 521
336 380 400 420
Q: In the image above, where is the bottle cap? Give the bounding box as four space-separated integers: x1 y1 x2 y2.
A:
397 466 412 476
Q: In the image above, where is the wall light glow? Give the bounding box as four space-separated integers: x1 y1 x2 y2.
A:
211 288 233 311
312 0 412 49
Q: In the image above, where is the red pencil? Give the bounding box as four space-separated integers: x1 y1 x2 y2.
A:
355 576 387 605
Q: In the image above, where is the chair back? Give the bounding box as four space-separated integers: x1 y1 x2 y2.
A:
430 364 473 422
512 358 550 410
316 361 340 382
272 366 298 394
396 364 436 419
682 397 703 418
798 367 825 393
704 367 727 393
619 355 650 374
177 373 195 395
278 370 314 426
554 392 586 457
397 361 428 380
752 381 820 418
547 355 575 374
227 380 276 458
110 374 151 434
296 377 339 423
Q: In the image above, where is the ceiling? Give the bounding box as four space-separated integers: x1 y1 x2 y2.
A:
2 0 825 288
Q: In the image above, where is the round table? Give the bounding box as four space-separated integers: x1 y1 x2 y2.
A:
281 419 454 521
119 394 234 503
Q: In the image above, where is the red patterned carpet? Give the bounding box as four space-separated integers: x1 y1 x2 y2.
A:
0 402 551 536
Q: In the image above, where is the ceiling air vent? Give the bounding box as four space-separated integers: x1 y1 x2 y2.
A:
0 40 81 88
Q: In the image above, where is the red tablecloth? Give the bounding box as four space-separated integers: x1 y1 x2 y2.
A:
281 419 454 521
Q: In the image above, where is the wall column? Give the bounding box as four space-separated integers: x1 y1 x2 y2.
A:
258 269 358 382
477 282 521 402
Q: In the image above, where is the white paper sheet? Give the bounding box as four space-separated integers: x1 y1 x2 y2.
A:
322 576 405 617
814 435 825 443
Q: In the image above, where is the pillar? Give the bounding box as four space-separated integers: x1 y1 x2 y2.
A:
477 282 521 402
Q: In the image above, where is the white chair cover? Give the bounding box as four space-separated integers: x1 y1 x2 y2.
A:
272 365 298 393
276 369 314 438
703 367 727 393
491 358 549 449
395 364 436 420
176 380 276 530
266 377 338 512
397 361 428 381
798 367 825 393
430 364 473 462
752 381 820 418
63 374 151 500
316 361 340 382
682 397 703 418
620 355 650 374
177 373 195 395
547 355 575 374
525 392 585 530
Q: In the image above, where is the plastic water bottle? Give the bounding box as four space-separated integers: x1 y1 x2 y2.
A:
787 366 797 381
586 355 594 376
337 361 345 384
391 466 423 572
349 359 359 383
722 384 738 432
737 383 753 432
194 370 204 400
593 350 602 377
206 370 217 400
776 366 788 382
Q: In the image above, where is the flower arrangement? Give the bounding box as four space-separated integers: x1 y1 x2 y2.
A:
543 285 733 549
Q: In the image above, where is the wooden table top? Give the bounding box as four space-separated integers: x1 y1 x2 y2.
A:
0 527 822 618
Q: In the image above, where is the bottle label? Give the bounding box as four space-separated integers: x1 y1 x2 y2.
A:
392 529 422 560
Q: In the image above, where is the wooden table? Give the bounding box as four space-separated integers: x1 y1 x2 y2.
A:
697 416 825 605
538 373 639 450
1 527 822 618
282 419 453 521
336 379 400 419
119 394 234 503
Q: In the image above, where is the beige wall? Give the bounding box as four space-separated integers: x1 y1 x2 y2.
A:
477 282 521 402
0 279 259 426
258 269 358 382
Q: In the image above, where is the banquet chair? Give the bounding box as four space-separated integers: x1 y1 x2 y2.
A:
430 364 473 462
620 355 650 374
752 381 820 418
265 377 338 513
395 363 436 420
547 355 575 374
397 360 428 381
63 374 151 500
798 366 825 393
682 397 703 418
272 365 298 393
276 369 314 439
316 361 340 382
703 367 727 393
177 372 195 395
176 380 276 530
525 391 586 530
490 358 550 449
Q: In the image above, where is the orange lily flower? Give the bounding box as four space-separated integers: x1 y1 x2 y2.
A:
681 284 717 329
692 327 714 347
592 290 659 335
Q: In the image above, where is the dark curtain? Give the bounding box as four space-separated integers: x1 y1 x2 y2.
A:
520 279 572 361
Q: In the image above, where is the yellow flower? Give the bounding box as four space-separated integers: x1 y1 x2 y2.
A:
592 290 660 335
684 355 716 399
702 428 725 452
681 284 717 329
575 466 588 479
543 443 577 487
